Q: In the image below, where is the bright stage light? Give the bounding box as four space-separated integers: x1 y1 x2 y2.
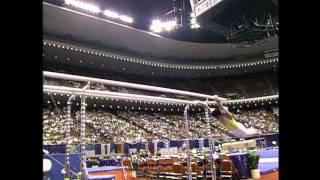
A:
150 19 177 33
104 10 119 19
190 17 200 29
191 18 196 24
152 19 161 24
163 21 177 31
150 20 163 33
191 24 200 29
119 15 134 23
103 10 133 23
65 0 101 13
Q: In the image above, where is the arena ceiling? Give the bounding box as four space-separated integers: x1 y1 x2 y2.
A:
43 2 278 60
45 0 278 43
43 38 278 79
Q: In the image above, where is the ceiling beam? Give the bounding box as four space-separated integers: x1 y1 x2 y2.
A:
263 75 275 95
206 83 223 97
206 21 229 36
235 80 249 98
269 0 278 6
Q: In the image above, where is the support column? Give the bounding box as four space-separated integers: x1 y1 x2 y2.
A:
80 95 87 180
205 106 216 180
80 82 90 180
184 105 192 180
65 95 75 179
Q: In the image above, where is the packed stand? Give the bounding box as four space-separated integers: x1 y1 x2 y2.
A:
43 108 68 145
43 107 278 145
232 108 279 134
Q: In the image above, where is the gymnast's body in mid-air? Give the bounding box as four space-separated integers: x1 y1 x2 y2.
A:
194 96 260 138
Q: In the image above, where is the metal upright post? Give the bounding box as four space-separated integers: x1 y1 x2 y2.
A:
80 83 90 180
65 95 75 179
205 105 216 180
80 94 87 180
184 105 192 180
173 0 178 25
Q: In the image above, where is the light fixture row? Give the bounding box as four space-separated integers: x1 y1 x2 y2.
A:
47 100 278 112
46 92 278 108
43 41 279 70
64 0 133 23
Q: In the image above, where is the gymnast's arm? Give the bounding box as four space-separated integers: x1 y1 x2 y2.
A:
193 98 261 137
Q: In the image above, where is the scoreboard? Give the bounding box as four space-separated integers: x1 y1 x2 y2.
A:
190 0 224 17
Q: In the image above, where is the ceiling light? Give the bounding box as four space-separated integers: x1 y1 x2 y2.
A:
119 15 133 23
104 10 119 18
65 0 101 13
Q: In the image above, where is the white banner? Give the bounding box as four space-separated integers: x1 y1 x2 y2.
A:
160 147 178 155
84 150 95 156
129 148 137 154
100 144 105 155
194 0 224 17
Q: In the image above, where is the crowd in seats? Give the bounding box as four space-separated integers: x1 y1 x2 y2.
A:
84 111 147 143
233 108 279 134
117 111 226 140
43 108 68 145
43 106 278 145
43 109 146 145
272 107 279 117
193 113 234 137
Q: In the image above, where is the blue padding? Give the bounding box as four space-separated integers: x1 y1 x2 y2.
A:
258 149 278 175
124 143 129 154
95 144 101 155
44 145 66 154
87 166 127 173
98 159 117 167
169 140 184 147
157 141 164 148
189 140 199 149
257 149 278 158
204 139 209 147
44 153 80 180
110 143 116 153
87 175 115 180
259 162 278 175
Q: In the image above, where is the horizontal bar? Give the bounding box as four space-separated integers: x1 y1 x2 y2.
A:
44 89 164 104
219 95 278 104
43 71 226 101
43 85 200 105
43 85 278 105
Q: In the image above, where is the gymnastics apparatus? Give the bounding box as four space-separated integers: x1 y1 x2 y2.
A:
43 71 278 180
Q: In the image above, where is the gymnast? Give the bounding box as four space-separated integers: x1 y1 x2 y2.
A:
194 96 261 138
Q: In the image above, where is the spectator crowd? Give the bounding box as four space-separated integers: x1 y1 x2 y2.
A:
43 107 278 145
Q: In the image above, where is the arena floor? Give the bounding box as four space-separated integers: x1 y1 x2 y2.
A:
260 171 278 180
